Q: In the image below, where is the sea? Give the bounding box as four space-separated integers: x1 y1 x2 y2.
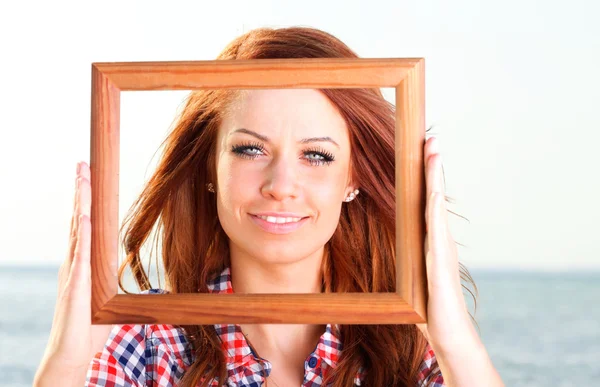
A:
0 266 598 387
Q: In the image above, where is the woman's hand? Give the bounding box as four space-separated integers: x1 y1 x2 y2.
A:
416 137 504 386
34 162 113 386
416 136 474 350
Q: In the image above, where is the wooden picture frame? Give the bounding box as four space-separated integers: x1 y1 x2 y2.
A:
90 58 427 325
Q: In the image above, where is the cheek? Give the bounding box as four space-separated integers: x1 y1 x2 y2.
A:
312 177 342 201
216 160 257 208
309 171 347 218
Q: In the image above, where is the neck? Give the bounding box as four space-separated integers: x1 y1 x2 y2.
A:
228 243 327 363
229 245 325 294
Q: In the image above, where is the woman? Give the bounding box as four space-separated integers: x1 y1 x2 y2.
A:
33 27 503 386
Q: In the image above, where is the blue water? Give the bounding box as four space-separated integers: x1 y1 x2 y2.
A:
0 266 598 386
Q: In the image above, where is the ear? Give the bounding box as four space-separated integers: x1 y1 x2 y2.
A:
344 164 358 198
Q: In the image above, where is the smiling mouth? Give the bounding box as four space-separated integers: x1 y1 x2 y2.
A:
252 214 308 224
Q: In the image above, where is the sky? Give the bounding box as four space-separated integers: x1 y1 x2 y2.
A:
0 0 598 270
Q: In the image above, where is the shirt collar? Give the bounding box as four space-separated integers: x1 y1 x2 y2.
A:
207 266 344 370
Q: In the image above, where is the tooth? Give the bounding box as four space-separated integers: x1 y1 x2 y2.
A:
256 215 304 224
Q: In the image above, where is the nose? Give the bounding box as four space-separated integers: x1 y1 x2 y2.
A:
261 153 299 201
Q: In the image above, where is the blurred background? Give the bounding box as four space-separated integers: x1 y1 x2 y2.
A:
1 0 599 386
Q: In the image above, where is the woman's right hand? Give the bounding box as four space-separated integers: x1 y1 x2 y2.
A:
34 161 113 386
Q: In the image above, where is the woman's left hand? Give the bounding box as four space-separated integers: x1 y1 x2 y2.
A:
415 137 505 386
416 136 475 352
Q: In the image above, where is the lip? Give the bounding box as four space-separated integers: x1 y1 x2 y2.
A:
249 213 310 234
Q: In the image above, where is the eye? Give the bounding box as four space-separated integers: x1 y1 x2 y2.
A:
304 147 335 166
231 141 266 159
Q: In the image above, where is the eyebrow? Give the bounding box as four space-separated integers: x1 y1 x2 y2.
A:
230 128 340 148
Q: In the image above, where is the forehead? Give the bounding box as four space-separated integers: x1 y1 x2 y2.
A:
220 89 348 140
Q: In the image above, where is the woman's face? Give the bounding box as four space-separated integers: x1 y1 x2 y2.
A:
214 89 355 265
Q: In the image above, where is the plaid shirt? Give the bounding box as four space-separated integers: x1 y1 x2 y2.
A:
86 267 444 386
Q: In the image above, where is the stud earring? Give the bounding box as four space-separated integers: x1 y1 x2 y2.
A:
345 189 360 202
206 182 215 193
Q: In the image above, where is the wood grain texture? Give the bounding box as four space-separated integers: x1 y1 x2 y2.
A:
95 294 423 325
93 58 421 90
396 59 427 321
90 57 427 325
90 65 120 320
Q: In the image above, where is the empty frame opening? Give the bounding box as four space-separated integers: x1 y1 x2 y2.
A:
118 88 397 295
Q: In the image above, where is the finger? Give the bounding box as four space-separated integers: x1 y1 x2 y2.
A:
424 139 454 259
424 137 439 170
424 137 434 199
66 163 82 271
71 176 91 270
78 167 92 218
68 177 86 262
427 144 443 195
428 192 447 259
69 162 81 238
429 153 453 242
424 138 440 225
424 231 432 273
67 162 91 269
78 161 91 183
424 136 434 161
68 214 92 288
425 159 442 233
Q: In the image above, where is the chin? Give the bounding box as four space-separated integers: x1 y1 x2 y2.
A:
256 247 313 264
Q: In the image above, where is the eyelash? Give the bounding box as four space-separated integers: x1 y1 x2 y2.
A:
231 141 336 166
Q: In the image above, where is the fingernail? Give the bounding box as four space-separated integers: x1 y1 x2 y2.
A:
76 162 81 175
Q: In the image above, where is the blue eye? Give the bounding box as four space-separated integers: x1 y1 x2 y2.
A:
304 147 335 166
230 141 335 166
230 141 266 158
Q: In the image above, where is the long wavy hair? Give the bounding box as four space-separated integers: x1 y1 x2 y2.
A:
117 26 477 387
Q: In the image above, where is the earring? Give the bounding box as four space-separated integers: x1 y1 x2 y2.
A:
345 189 360 202
206 182 215 193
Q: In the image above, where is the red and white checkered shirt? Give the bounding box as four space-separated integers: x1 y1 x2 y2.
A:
86 267 444 386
